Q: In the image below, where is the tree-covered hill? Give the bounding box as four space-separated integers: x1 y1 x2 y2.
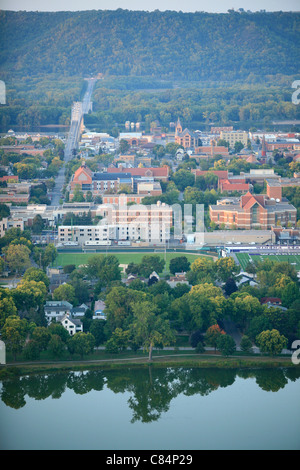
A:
0 9 299 81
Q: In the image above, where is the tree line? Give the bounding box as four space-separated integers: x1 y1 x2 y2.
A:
0 248 299 362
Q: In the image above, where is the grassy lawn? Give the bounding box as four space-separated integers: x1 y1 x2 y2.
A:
236 252 300 271
235 253 251 270
3 350 296 378
55 251 212 272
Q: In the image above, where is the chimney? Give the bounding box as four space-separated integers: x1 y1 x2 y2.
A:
266 182 282 202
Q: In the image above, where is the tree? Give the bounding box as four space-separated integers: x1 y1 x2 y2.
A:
187 257 215 285
139 255 165 278
0 203 10 220
246 315 272 342
72 184 85 202
3 243 31 274
53 283 76 305
224 277 238 296
0 288 17 329
216 334 236 356
23 340 41 360
232 293 262 331
215 257 240 282
12 279 48 320
240 335 253 354
31 326 51 352
70 277 90 305
256 329 288 356
68 332 95 359
1 315 28 360
105 328 130 353
89 319 107 347
169 256 190 275
48 323 70 343
42 243 57 268
119 139 130 154
234 141 244 153
31 214 45 234
0 257 4 275
125 262 141 276
205 324 226 353
172 169 195 191
104 286 146 332
86 254 121 288
130 301 175 361
281 282 300 308
47 334 65 358
165 142 183 157
23 267 50 289
188 284 226 331
190 329 205 348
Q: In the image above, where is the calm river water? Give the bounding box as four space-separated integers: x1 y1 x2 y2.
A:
0 367 300 450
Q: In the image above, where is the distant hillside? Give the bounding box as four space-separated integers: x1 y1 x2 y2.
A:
0 9 299 81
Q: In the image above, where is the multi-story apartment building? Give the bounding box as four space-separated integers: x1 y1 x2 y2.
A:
220 130 249 148
58 201 173 245
0 217 25 237
58 225 117 244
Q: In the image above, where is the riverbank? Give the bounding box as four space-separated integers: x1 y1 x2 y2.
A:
1 352 299 379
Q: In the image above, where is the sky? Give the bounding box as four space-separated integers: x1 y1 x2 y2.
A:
0 0 299 12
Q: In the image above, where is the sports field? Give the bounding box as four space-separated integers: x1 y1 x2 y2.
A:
55 251 213 272
236 252 300 271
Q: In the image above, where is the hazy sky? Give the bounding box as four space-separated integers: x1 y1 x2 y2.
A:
0 0 299 12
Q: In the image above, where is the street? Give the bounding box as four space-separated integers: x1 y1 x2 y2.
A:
50 78 97 206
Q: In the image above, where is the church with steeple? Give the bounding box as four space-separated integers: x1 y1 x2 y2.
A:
175 117 200 150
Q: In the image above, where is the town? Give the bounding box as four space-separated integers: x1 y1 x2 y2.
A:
0 5 300 453
0 78 300 365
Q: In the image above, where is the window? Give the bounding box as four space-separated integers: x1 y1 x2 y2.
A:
252 204 259 224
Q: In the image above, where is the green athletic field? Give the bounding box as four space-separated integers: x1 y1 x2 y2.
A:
236 252 300 271
55 251 213 272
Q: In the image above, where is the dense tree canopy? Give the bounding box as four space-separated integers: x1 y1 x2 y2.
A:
1 10 299 80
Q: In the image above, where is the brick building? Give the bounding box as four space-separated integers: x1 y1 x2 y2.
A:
209 184 297 229
174 118 200 150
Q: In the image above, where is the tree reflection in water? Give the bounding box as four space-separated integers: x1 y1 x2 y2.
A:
1 367 300 422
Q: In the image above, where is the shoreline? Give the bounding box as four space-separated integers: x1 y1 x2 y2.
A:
1 353 299 378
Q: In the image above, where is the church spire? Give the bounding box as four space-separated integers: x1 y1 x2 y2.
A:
175 117 182 136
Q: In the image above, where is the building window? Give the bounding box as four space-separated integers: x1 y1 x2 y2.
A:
252 204 258 224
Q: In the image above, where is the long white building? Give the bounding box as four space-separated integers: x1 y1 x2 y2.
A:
58 201 172 245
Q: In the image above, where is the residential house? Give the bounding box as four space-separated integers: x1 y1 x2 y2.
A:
72 303 89 317
235 272 258 288
167 272 190 288
93 300 107 320
59 313 83 335
44 300 73 324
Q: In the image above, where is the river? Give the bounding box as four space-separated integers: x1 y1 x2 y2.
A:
0 367 299 450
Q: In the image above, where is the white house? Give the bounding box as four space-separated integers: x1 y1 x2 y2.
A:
44 301 73 324
59 314 83 335
235 272 258 288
